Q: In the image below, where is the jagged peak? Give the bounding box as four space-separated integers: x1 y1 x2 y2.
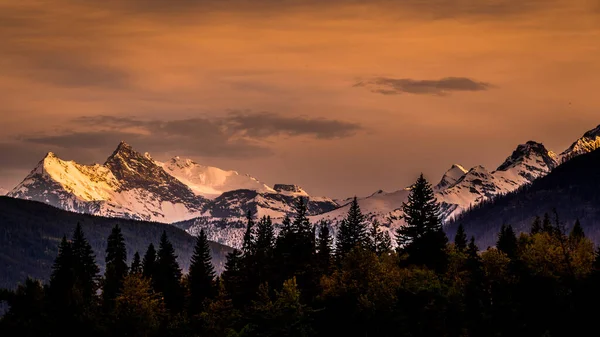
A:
583 124 600 138
496 140 557 172
449 164 467 172
435 164 468 190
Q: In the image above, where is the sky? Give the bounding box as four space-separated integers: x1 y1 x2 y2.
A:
0 0 599 198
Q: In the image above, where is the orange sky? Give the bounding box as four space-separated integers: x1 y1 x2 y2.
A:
0 0 599 198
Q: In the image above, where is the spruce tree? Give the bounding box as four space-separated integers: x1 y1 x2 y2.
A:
242 210 256 255
71 223 99 302
396 174 448 272
530 216 542 235
569 219 585 242
130 252 142 275
103 224 129 311
454 223 468 251
222 249 244 306
316 221 333 274
48 235 76 306
142 243 157 280
336 197 369 258
497 224 518 258
369 219 392 256
542 213 554 234
254 216 275 284
464 236 487 336
188 229 216 315
155 231 184 312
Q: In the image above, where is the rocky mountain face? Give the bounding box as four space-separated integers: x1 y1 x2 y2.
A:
8 142 337 227
6 124 600 249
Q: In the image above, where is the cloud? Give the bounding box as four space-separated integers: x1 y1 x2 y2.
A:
355 77 492 96
22 112 363 158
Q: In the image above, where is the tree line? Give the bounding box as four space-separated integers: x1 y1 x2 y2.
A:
1 174 600 337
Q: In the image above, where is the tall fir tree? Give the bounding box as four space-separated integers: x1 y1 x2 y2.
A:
103 224 129 311
336 197 369 258
155 231 184 312
496 224 518 258
71 223 100 302
142 243 157 280
254 215 275 284
188 229 216 315
454 223 468 251
130 252 142 275
316 221 333 274
464 236 488 336
242 210 256 255
221 249 244 306
530 216 543 235
396 174 448 272
369 219 392 256
542 213 554 234
569 219 585 242
48 235 76 307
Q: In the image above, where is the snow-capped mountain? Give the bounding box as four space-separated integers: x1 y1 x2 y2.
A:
8 142 337 226
560 124 600 162
158 157 275 198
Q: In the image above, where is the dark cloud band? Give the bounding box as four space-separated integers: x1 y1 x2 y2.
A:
355 76 492 96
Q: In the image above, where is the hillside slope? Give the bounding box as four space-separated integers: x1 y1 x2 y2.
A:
0 197 231 289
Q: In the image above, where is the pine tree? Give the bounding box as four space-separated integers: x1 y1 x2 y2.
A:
396 174 448 272
497 224 518 258
188 229 216 315
316 221 333 274
142 243 157 280
369 219 392 256
464 236 488 336
336 197 369 258
454 223 467 251
48 235 76 307
71 223 99 302
569 219 585 242
242 210 256 255
103 224 129 311
254 215 275 284
222 249 244 306
542 213 554 234
130 252 142 275
530 216 542 235
155 231 184 312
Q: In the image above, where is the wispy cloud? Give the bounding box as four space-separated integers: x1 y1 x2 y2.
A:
355 77 492 96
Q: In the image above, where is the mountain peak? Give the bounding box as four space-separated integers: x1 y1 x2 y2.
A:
273 184 309 196
435 164 467 190
496 141 557 172
560 124 600 161
583 124 600 138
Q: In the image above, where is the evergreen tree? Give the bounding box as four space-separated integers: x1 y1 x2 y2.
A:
593 247 600 271
569 219 585 242
222 249 244 306
71 223 99 302
188 229 216 315
396 174 448 272
316 221 333 274
454 223 467 251
48 235 76 307
336 197 369 258
242 210 256 255
142 243 157 280
496 224 518 258
542 213 554 234
464 236 488 336
369 219 392 256
130 252 142 275
530 216 542 235
254 215 276 284
155 231 184 312
103 224 129 311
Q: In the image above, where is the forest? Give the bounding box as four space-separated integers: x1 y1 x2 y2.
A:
1 174 599 337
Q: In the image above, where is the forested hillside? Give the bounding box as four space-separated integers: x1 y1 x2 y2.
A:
0 197 231 289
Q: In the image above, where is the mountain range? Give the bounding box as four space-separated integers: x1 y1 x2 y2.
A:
5 124 600 248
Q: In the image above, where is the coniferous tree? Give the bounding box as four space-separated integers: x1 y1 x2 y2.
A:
336 197 369 258
155 231 184 312
369 219 392 256
242 210 256 255
542 213 554 234
142 243 157 280
254 215 275 284
71 223 99 302
464 236 488 336
454 223 468 251
316 221 333 274
569 219 585 242
396 174 448 272
130 252 142 274
531 216 543 235
496 224 518 258
222 249 244 306
188 229 216 315
103 224 129 310
48 236 76 307
593 247 600 272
